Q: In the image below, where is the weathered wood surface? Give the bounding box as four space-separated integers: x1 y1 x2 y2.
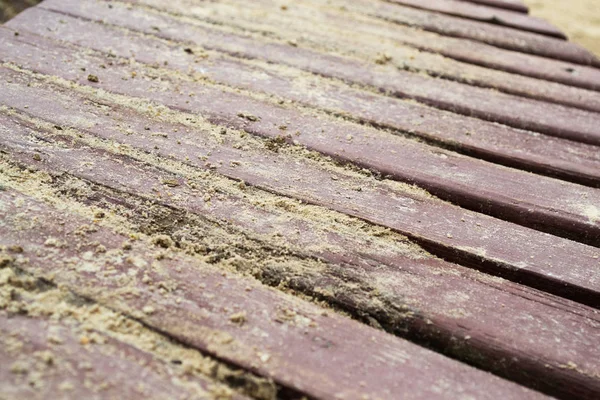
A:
457 0 529 13
251 0 598 66
37 0 600 116
41 0 600 147
211 0 598 88
2 39 600 307
51 0 600 92
355 0 593 63
18 6 600 187
387 0 564 38
0 187 550 400
3 26 600 248
2 105 600 398
2 28 600 298
0 314 244 400
1 0 600 399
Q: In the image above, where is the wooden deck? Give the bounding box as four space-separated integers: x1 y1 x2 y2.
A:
0 0 599 399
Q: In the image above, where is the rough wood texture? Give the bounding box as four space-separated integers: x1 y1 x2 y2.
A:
3 25 600 247
274 0 598 65
14 8 600 188
2 56 600 308
2 110 600 399
0 315 246 400
36 0 600 115
0 188 550 400
1 0 600 399
42 0 600 147
55 0 600 92
387 0 564 38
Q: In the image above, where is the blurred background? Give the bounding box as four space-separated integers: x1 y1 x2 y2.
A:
525 0 600 56
1 0 599 55
0 0 38 23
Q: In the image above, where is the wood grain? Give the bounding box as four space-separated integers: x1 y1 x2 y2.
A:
1 0 599 398
1 112 599 398
0 188 548 400
387 0 564 37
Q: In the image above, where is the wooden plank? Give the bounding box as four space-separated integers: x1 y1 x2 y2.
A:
212 0 599 110
54 0 600 115
214 0 600 91
386 0 564 38
2 111 600 399
1 63 600 308
8 12 600 190
333 0 597 64
457 0 529 13
58 0 600 92
0 187 549 400
219 0 600 92
175 0 594 66
2 28 600 246
208 0 599 101
0 314 242 400
37 0 600 147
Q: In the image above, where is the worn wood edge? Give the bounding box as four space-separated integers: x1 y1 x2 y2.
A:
108 0 600 91
3 112 600 399
0 185 550 400
457 0 529 13
1 53 599 305
3 27 600 248
385 0 565 38
53 0 600 147
16 7 600 190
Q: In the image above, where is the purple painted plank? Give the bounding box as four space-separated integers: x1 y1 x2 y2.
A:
2 27 600 246
2 113 600 398
0 314 239 400
9 10 600 190
203 0 600 93
36 1 600 115
0 188 548 400
187 0 600 90
387 0 564 38
25 4 600 112
339 0 597 64
47 0 600 92
457 0 529 13
181 0 594 66
1 64 600 308
35 0 600 147
1 0 598 398
224 0 598 107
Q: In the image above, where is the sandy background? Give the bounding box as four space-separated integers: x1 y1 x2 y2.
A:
0 0 37 22
0 0 599 56
525 0 600 56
